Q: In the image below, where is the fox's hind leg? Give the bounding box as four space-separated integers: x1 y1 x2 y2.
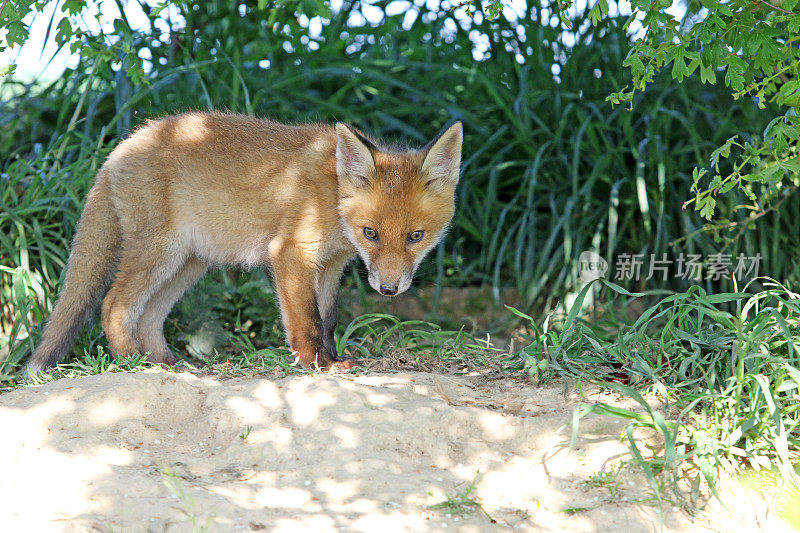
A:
101 238 186 359
136 257 208 364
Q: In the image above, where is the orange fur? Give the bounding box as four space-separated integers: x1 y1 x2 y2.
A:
26 112 462 373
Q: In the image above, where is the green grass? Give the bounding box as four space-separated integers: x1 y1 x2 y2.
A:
160 467 214 532
428 472 495 522
238 426 253 443
511 279 800 506
585 462 624 499
12 312 503 386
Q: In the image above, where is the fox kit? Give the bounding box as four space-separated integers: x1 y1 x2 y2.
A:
26 112 463 374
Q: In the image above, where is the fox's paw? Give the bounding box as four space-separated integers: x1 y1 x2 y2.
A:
301 357 361 372
145 351 177 366
295 348 363 372
329 358 360 371
23 360 46 379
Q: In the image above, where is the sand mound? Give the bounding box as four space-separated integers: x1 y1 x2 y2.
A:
0 369 785 532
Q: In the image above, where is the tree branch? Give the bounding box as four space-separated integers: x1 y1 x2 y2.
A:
758 0 792 14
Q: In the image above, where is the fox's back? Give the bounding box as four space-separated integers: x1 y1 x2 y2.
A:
102 112 345 266
108 112 338 186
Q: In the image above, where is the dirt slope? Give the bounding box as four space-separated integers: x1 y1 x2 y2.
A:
0 370 788 532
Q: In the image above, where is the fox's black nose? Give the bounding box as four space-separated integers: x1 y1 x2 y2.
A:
379 283 398 296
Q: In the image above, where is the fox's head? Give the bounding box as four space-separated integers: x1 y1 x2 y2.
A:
335 121 463 296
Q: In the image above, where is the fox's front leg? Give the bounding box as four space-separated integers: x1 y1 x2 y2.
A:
316 255 351 358
270 247 353 370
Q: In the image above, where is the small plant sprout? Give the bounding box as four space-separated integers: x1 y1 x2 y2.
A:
160 468 213 532
428 472 496 523
585 463 624 499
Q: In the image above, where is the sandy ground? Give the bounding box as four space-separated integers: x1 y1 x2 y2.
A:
0 369 790 532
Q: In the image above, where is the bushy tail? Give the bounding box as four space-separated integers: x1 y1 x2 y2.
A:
26 170 120 375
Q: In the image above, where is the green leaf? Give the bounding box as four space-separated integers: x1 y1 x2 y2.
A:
4 20 28 47
1 1 21 21
699 195 717 219
589 0 608 24
62 0 86 16
723 55 746 92
778 157 800 173
623 51 645 80
0 64 16 77
672 55 690 82
779 80 800 108
789 14 800 34
700 64 716 85
55 18 72 46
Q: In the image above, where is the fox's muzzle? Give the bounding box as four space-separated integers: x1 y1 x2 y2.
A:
367 267 412 296
379 283 398 296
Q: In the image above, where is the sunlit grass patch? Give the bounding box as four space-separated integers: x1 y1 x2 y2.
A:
512 278 800 509
336 313 512 375
160 467 214 532
22 347 152 386
585 462 625 499
428 472 495 522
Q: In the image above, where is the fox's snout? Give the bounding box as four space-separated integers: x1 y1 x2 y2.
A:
379 283 397 296
367 267 411 297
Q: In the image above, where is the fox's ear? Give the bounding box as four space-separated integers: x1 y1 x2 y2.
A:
421 121 462 190
335 123 377 187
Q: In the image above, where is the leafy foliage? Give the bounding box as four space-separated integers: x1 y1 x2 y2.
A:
555 0 800 222
513 279 800 499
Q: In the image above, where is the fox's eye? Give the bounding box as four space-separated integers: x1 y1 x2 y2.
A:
408 230 424 243
363 227 379 241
